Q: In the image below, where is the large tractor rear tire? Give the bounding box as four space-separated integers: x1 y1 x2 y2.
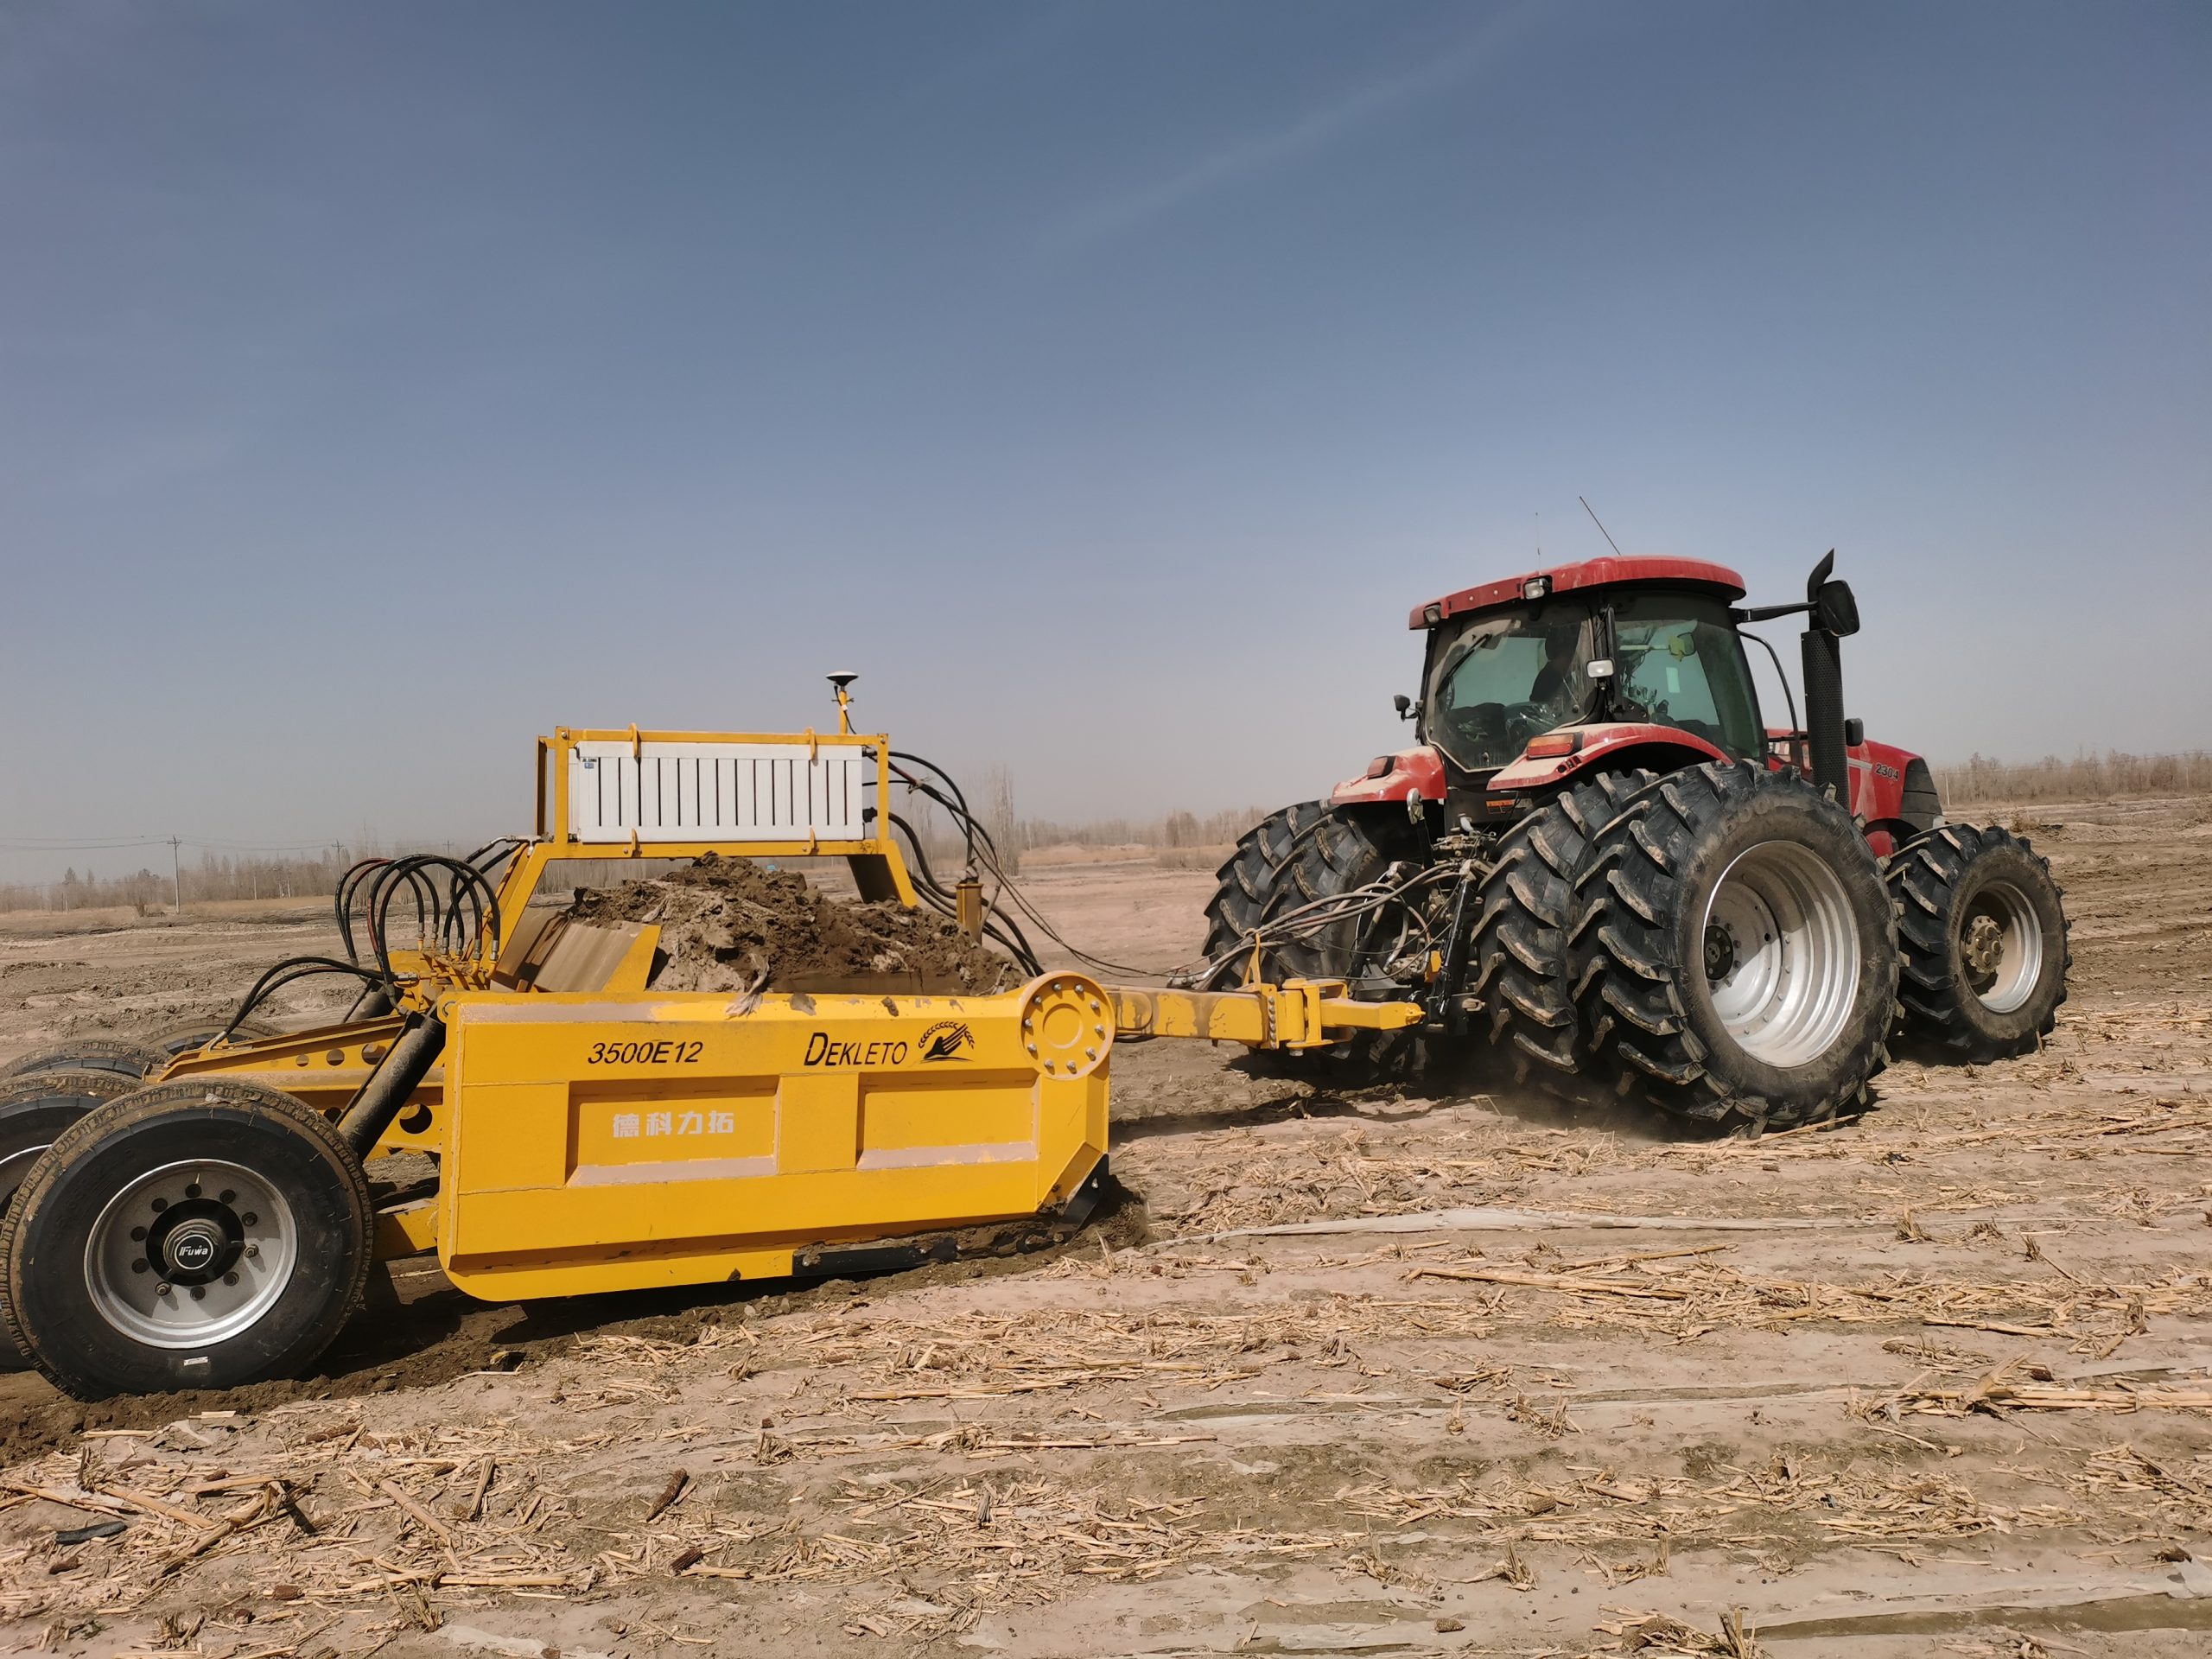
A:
1199 802 1325 988
1568 761 1899 1133
1 1079 373 1398
1888 824 2069 1058
1468 769 1654 1086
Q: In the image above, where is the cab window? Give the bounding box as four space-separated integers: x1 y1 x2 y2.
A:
1424 604 1593 772
1608 594 1761 758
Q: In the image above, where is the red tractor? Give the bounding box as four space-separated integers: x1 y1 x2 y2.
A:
1198 553 2069 1132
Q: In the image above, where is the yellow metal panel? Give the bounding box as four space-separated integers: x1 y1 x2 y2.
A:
569 1076 778 1180
599 925 661 992
373 1201 438 1261
447 1247 795 1302
433 974 1111 1301
777 1072 861 1175
447 1081 571 1194
155 1015 446 1154
858 1072 1036 1161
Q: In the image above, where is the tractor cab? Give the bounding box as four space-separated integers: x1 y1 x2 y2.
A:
1335 557 1764 824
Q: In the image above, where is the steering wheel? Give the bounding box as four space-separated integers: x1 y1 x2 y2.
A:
1441 700 1508 745
1501 702 1554 750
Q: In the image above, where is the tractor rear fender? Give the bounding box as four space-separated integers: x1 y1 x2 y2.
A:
1329 745 1447 808
1764 730 1936 845
1844 739 1924 827
1484 724 1727 796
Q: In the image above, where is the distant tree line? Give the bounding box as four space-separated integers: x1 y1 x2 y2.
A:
0 849 351 915
1935 749 2212 806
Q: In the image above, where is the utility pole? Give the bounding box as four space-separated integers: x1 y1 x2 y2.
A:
170 836 181 914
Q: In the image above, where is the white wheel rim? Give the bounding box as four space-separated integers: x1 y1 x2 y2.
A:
85 1159 298 1350
0 1146 47 1214
1701 840 1862 1068
1961 880 2044 1014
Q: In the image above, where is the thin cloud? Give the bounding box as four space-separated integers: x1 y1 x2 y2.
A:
1046 6 1535 251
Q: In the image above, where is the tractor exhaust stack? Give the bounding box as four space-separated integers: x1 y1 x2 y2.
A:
1798 550 1855 804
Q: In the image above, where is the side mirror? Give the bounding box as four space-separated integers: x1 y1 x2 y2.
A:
1392 693 1414 720
1814 579 1859 637
1586 658 1616 680
1843 717 1865 747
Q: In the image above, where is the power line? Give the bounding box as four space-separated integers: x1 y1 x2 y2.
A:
0 834 352 854
0 836 174 851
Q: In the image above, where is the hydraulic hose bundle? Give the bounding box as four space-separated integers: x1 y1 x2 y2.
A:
879 750 1178 981
213 841 518 1042
875 748 1452 991
1179 855 1458 989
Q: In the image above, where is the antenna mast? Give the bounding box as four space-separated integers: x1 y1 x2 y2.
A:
1580 495 1625 557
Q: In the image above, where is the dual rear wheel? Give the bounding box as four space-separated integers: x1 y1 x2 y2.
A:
1567 762 1900 1131
1208 763 2069 1131
0 1080 372 1398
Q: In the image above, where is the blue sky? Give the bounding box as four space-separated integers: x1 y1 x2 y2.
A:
2 2 2205 879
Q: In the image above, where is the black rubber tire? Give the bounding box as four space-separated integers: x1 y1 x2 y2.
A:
1262 809 1417 982
1 1078 373 1399
1199 802 1325 988
0 1071 142 1220
0 1037 168 1085
0 1070 143 1370
1468 769 1655 1085
1889 823 2070 1059
139 1017 283 1058
1253 809 1424 1081
1567 761 1900 1133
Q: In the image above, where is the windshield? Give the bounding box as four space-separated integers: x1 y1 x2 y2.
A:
1608 594 1762 758
1424 602 1595 772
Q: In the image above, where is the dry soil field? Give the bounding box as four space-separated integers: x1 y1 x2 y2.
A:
3 798 2210 1659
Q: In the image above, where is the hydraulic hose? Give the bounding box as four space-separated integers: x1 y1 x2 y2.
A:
217 958 390 1043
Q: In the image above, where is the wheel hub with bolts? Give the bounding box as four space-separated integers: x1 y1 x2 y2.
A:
1700 838 1862 1069
1961 913 2005 982
1702 923 1738 982
1958 880 2044 1012
86 1160 296 1349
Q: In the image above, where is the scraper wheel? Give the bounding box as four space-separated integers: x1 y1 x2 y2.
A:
1 1079 373 1399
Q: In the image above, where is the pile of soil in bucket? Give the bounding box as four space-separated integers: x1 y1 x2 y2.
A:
566 854 1016 995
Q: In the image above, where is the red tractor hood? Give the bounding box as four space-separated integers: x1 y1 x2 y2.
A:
1484 723 1732 792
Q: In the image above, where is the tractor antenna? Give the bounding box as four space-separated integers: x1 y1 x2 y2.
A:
1580 496 1625 558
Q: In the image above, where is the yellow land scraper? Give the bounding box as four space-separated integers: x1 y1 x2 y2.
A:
0 690 1418 1399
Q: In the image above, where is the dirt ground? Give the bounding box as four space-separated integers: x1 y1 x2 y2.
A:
3 799 2210 1659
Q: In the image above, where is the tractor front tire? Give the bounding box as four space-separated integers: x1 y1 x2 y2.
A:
1469 769 1654 1087
1569 761 1899 1133
1889 824 2069 1058
1200 802 1325 988
1 1078 373 1399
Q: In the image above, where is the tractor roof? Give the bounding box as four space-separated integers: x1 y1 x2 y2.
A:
1410 556 1747 630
